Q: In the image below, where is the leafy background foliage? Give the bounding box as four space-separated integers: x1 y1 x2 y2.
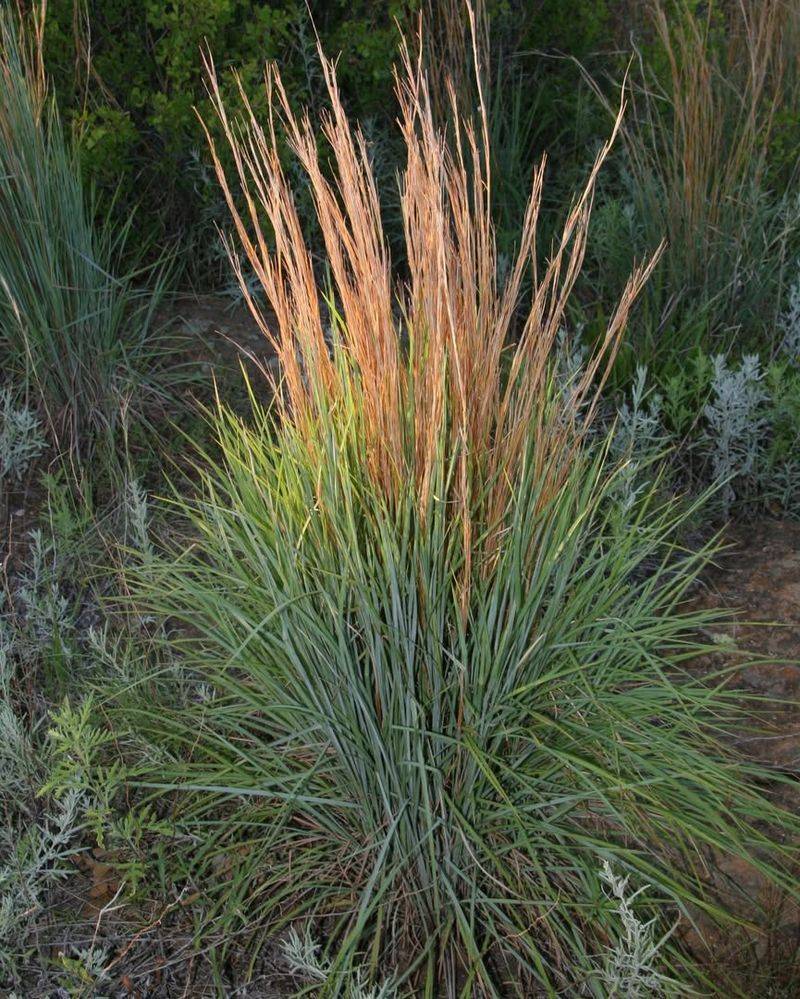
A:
42 0 417 277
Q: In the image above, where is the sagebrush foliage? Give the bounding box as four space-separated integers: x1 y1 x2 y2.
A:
0 388 45 484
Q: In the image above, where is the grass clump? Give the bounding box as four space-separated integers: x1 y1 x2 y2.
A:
124 26 800 997
607 0 800 354
0 3 167 459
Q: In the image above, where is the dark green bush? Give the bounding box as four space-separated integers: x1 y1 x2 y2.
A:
41 0 417 280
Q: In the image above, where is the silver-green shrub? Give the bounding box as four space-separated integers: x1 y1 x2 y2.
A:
779 269 800 366
610 365 668 517
595 861 684 998
282 927 397 999
0 612 87 986
0 388 45 484
702 354 768 517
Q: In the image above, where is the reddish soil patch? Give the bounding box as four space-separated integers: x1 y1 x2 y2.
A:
698 518 800 776
687 519 800 994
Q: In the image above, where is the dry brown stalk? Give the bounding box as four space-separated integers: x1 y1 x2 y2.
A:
623 0 795 297
0 1 46 127
200 10 658 564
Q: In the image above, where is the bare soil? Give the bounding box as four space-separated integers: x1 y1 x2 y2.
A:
684 519 800 994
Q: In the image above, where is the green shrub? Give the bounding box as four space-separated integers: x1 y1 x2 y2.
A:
34 1 629 280
42 0 416 279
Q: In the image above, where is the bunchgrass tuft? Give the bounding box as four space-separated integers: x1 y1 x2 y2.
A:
0 3 168 457
126 22 800 996
616 0 800 348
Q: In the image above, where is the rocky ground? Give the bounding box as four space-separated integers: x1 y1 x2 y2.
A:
698 519 800 775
